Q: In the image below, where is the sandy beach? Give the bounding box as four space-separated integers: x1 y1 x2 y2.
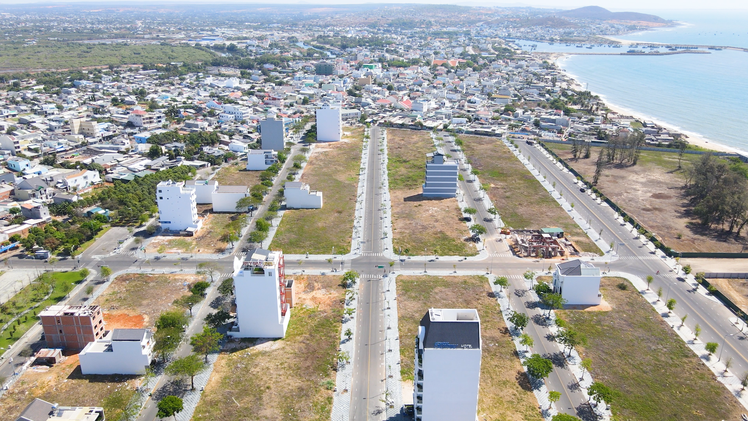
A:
551 53 742 155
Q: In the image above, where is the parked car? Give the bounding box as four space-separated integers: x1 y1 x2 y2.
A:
579 187 587 193
462 216 472 222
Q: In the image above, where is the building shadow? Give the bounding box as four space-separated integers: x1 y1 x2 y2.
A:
402 194 446 202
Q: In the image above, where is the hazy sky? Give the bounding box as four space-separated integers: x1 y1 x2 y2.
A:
1 0 746 10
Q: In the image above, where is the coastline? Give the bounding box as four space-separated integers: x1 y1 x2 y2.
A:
552 53 743 155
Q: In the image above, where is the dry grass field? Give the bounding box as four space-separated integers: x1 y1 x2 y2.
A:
397 275 542 421
192 275 345 421
461 135 599 254
545 143 747 253
271 127 363 254
388 129 476 256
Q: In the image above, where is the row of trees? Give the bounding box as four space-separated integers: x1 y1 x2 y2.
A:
685 153 748 234
15 216 107 255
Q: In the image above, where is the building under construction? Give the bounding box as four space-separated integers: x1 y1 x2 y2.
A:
512 229 575 258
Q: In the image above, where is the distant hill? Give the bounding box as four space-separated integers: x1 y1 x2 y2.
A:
557 6 668 23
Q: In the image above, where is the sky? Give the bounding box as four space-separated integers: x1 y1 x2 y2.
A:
0 0 745 10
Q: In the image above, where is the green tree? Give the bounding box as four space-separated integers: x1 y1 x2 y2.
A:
157 396 183 420
508 311 529 331
100 266 112 280
204 310 232 329
463 207 477 215
493 276 509 291
552 414 581 421
196 262 221 283
587 381 614 405
147 144 163 159
174 294 202 316
541 292 567 316
156 310 189 331
342 270 358 288
191 326 223 362
705 342 718 357
153 327 182 362
548 390 561 410
519 333 534 351
469 224 486 235
666 298 676 312
190 281 211 297
166 354 206 390
523 354 553 380
524 270 535 283
695 323 701 339
557 329 587 356
218 277 234 296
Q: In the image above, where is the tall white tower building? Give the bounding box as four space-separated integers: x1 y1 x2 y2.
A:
260 118 286 151
316 103 342 142
156 180 202 233
230 249 292 338
414 308 482 421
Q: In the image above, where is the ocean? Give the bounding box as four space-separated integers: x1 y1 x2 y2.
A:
519 10 748 154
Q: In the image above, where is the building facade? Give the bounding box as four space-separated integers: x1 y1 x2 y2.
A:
246 150 279 171
39 305 106 350
230 249 292 338
156 180 202 233
260 118 286 151
15 398 104 421
284 182 323 209
414 308 481 421
422 152 458 198
316 103 342 142
79 329 154 375
213 185 250 212
552 259 602 306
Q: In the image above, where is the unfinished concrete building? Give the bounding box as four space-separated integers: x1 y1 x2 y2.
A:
513 231 567 258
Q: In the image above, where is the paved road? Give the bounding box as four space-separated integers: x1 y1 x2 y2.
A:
349 126 388 421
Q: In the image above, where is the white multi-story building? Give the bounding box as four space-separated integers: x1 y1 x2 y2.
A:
220 104 251 122
414 308 481 421
230 249 293 338
128 110 165 127
260 118 286 151
156 180 202 233
284 182 323 209
212 185 250 212
184 179 218 204
552 259 602 305
422 151 458 198
79 329 154 375
246 149 279 171
316 103 342 142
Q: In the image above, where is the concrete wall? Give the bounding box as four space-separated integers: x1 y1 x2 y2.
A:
80 338 152 375
554 272 602 306
421 348 481 421
285 185 323 209
232 264 288 338
316 105 342 142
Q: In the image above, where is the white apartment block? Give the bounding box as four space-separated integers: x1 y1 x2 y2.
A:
260 118 286 151
414 308 481 421
128 110 165 127
220 104 251 122
79 329 154 375
156 180 202 233
185 179 218 204
422 151 458 198
316 103 342 142
246 149 279 171
553 259 602 306
284 182 323 209
230 249 293 338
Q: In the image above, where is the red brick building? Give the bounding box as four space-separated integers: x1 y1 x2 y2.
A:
39 305 106 350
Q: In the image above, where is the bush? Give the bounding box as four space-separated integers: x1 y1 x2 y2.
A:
248 230 267 243
683 265 692 274
616 282 628 290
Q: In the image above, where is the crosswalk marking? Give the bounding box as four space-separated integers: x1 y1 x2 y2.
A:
361 252 384 256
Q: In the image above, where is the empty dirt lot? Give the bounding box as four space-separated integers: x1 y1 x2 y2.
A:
546 143 748 253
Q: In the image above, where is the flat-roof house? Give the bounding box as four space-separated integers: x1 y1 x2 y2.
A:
79 329 154 375
552 259 602 306
15 398 104 421
284 182 323 209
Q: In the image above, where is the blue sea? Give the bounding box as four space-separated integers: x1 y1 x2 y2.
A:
519 10 748 154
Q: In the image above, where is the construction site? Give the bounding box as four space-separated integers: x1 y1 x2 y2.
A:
509 228 579 259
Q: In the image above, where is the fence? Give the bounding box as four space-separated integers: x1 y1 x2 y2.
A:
703 273 748 279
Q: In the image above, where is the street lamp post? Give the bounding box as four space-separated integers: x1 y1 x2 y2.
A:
719 333 735 361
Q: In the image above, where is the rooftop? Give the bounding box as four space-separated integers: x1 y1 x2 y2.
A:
419 308 481 350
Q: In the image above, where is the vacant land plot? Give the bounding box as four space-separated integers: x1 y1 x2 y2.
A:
0 42 213 71
462 135 599 254
271 128 363 254
545 143 746 253
557 277 743 421
708 278 748 315
214 161 261 188
0 354 137 421
0 271 86 350
192 275 344 421
388 129 476 256
147 213 241 254
397 275 541 420
94 273 201 328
